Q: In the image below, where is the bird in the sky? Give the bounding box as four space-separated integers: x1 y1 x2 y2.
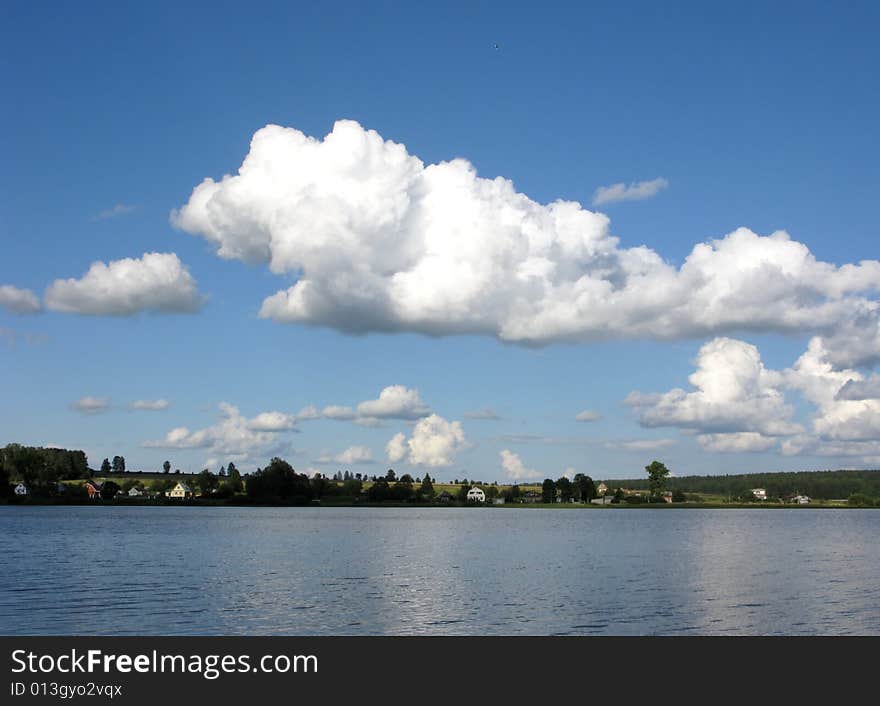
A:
494 43 500 50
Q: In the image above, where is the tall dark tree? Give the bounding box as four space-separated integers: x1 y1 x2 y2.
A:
163 460 171 474
645 460 671 498
556 476 573 502
101 458 112 475
419 474 435 499
573 473 597 502
112 455 125 473
385 468 397 482
541 478 557 504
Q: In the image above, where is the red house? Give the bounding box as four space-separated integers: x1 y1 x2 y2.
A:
85 480 102 499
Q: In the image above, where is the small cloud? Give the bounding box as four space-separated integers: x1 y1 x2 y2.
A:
604 438 676 451
592 177 669 206
71 396 110 414
93 203 136 221
500 449 542 480
575 409 602 423
0 285 41 314
334 446 374 465
130 399 170 411
464 408 500 420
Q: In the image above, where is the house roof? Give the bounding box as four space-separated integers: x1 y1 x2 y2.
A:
174 481 192 492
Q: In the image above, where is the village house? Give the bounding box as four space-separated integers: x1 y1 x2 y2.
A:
168 481 193 499
596 482 608 496
791 494 811 504
14 482 29 496
751 488 767 500
85 480 102 499
467 486 486 503
127 486 144 497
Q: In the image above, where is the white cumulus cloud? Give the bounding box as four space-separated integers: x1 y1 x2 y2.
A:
592 177 669 206
246 411 298 432
627 337 801 438
143 402 295 463
575 409 602 422
334 445 373 465
356 385 430 420
0 285 41 314
44 252 204 315
385 414 467 467
172 120 880 349
499 449 542 480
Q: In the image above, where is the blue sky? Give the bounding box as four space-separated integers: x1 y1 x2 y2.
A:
2 1 879 480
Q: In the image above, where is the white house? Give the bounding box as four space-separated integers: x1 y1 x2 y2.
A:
596 482 608 496
751 488 767 500
466 486 486 503
14 483 29 496
793 494 810 504
127 486 143 497
168 481 193 499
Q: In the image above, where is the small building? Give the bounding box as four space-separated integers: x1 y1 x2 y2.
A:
85 480 102 499
792 494 810 505
596 482 608 496
751 488 767 501
591 496 614 505
662 491 674 503
467 486 486 503
127 486 143 497
14 482 29 496
168 481 193 499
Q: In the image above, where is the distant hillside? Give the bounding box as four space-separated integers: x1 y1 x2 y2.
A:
603 469 880 500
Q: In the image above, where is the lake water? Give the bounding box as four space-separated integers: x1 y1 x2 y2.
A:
1 506 878 635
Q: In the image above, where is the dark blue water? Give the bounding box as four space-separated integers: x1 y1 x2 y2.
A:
1 506 878 635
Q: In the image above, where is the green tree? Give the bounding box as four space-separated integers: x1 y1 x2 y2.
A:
196 468 219 496
101 458 112 475
112 455 125 474
385 468 397 482
573 473 597 502
246 457 312 503
541 478 557 504
556 476 573 502
419 474 435 499
645 460 671 498
163 460 171 474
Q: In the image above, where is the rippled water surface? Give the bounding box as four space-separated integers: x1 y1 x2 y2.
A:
1 506 878 635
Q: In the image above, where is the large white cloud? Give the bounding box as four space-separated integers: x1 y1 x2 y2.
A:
0 285 41 314
629 332 880 461
385 414 467 467
44 252 204 315
172 120 880 349
627 337 801 439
